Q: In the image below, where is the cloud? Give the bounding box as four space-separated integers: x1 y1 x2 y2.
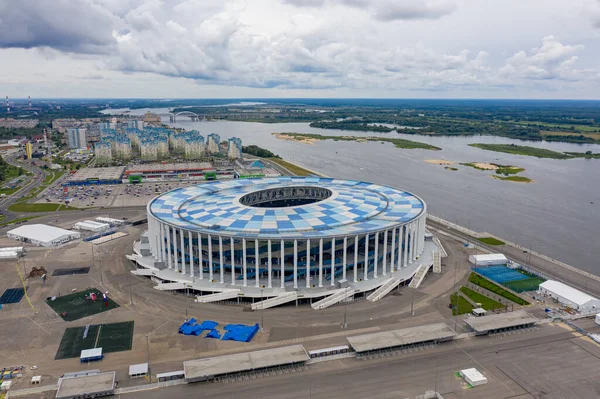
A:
0 0 119 53
281 0 326 7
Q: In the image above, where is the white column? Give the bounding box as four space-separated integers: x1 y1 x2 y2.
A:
219 236 224 284
231 237 235 285
188 231 194 277
403 225 409 267
390 229 396 274
255 239 259 288
242 238 247 287
153 219 159 260
180 229 186 275
208 235 213 281
293 240 298 289
172 227 178 272
397 226 403 270
373 232 379 278
364 233 369 281
267 239 272 289
382 230 388 276
353 235 358 283
166 226 172 269
408 223 414 263
330 237 335 286
149 217 155 258
420 216 426 254
318 238 323 288
306 239 311 288
280 239 285 289
158 223 165 262
412 222 417 262
342 236 347 282
197 233 203 280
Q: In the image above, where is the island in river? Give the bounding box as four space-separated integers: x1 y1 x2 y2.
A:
272 132 441 150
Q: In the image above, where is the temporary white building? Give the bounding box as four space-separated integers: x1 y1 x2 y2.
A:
460 368 488 386
595 314 600 326
0 246 24 254
7 224 81 247
539 280 600 312
0 251 20 261
468 254 508 267
96 217 125 226
74 220 110 232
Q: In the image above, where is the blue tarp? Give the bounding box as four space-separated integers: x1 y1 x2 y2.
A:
197 320 218 330
179 319 219 336
222 324 260 343
205 329 221 339
178 318 198 335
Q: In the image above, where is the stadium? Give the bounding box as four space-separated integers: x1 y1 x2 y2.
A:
131 177 437 307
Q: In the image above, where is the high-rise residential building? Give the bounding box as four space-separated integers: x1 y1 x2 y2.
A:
25 142 33 159
94 141 112 165
227 137 242 160
67 128 87 149
127 120 144 130
206 133 221 153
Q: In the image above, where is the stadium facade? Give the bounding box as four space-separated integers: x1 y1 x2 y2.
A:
132 177 433 304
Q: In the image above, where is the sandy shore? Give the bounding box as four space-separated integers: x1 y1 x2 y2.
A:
272 133 317 145
472 162 498 170
425 159 455 165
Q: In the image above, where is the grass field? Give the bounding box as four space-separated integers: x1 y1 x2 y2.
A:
469 143 571 159
503 277 545 293
46 288 119 321
268 158 317 176
477 237 505 245
468 273 529 305
460 286 505 310
450 293 474 315
541 130 600 139
493 175 533 183
8 202 79 212
273 132 442 150
0 186 21 195
55 321 134 360
0 215 40 227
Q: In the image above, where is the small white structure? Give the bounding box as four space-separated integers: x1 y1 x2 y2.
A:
595 314 600 326
0 251 20 261
469 253 508 267
7 224 81 247
472 308 487 317
539 280 600 312
1 380 12 391
96 217 126 226
74 220 110 232
31 375 42 384
129 363 149 379
460 368 488 386
0 246 24 254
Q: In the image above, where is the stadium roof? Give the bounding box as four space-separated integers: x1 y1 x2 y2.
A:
7 224 79 243
149 177 425 239
539 280 599 306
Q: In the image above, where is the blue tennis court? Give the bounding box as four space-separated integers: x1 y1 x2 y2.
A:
0 288 25 304
473 266 528 284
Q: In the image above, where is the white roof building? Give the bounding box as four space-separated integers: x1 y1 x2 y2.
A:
7 224 81 247
468 253 508 266
460 368 488 386
539 280 600 312
74 220 110 232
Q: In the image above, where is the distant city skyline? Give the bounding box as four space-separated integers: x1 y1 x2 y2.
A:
1 0 600 99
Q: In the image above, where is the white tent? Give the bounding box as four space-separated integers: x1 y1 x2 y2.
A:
539 280 600 312
468 254 507 267
7 224 81 247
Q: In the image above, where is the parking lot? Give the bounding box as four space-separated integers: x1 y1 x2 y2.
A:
34 181 197 208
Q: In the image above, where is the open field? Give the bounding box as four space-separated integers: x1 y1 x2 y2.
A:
469 273 529 305
268 158 316 176
477 237 505 246
459 286 504 310
469 143 599 159
541 130 600 139
450 292 473 315
8 202 79 212
492 175 533 183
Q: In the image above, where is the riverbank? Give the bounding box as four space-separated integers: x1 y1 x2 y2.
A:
469 143 600 159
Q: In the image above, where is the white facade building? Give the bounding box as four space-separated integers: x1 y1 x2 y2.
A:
539 280 600 312
74 220 111 232
468 254 508 267
67 128 87 149
7 224 81 247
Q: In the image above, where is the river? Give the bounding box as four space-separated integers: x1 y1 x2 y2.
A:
102 108 600 275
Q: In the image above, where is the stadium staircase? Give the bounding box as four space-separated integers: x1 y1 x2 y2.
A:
433 252 442 273
195 289 241 303
131 269 154 276
153 282 187 291
367 277 406 302
408 263 433 289
311 288 354 310
251 292 297 310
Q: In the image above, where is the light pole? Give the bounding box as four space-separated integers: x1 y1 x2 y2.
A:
342 287 348 329
145 335 150 383
185 286 189 321
260 288 265 332
527 239 534 265
410 287 415 316
129 272 133 305
453 260 459 332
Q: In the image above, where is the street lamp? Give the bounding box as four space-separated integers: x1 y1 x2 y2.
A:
260 288 264 332
185 286 189 321
145 335 150 383
342 286 349 329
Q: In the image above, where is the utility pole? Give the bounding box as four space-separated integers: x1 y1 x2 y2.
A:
145 335 150 383
410 287 415 316
185 286 189 321
342 286 348 329
434 363 439 394
260 288 264 332
129 273 133 305
453 260 459 332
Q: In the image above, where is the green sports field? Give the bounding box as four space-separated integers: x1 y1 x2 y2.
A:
45 288 119 321
55 321 134 360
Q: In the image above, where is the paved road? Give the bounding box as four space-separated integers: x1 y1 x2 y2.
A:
0 151 46 219
426 218 600 298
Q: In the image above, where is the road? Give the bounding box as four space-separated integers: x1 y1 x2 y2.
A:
0 151 47 219
426 218 600 298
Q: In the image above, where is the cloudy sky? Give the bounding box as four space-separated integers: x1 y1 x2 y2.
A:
1 0 600 99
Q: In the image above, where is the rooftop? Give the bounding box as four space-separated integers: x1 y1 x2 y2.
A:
126 162 212 173
56 371 115 399
7 224 80 243
539 280 599 306
184 344 309 381
346 323 457 353
66 166 125 182
464 310 538 333
150 177 425 239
